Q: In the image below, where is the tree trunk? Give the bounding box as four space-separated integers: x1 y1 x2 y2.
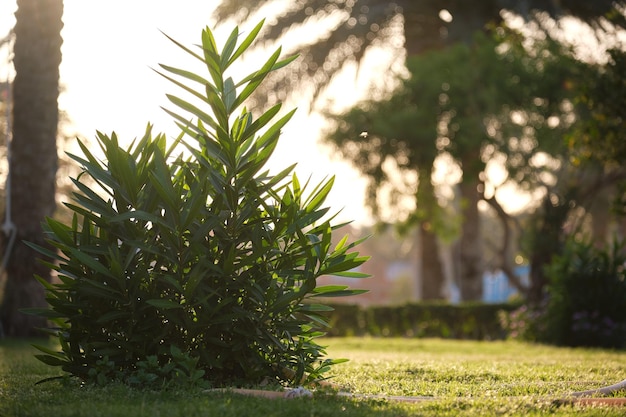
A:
416 169 446 300
589 188 610 248
458 178 484 301
420 223 445 300
402 4 497 303
483 193 528 294
0 0 63 337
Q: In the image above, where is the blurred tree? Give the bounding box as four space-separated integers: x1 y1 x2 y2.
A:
0 0 63 337
214 0 625 106
326 29 585 301
214 0 625 301
514 48 626 398
523 45 626 303
569 48 626 170
324 83 448 299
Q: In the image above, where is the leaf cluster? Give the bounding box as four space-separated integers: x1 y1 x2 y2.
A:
568 48 626 165
323 25 585 229
542 237 626 349
27 21 368 387
326 26 580 185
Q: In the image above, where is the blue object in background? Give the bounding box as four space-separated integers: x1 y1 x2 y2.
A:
482 265 530 303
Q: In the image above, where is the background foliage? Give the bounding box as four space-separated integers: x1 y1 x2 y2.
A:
501 238 626 349
323 302 519 340
543 238 626 348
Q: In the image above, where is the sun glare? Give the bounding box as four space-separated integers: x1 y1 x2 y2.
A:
1 1 373 226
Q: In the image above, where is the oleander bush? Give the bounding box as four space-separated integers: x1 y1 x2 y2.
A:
27 21 368 387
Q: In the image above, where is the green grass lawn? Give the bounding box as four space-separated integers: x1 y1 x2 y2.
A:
1 337 625 416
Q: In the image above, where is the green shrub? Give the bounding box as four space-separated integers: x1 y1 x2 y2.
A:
542 238 626 348
323 302 518 340
498 301 547 342
27 21 368 387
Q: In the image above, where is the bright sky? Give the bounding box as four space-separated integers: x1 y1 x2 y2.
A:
0 0 374 226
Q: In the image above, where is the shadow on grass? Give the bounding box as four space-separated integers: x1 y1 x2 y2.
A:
0 338 417 417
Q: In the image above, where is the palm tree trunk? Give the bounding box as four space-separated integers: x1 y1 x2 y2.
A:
0 0 63 337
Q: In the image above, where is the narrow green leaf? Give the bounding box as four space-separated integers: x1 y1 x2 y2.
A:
74 138 104 167
333 234 349 252
146 299 183 309
44 218 74 247
148 151 179 215
244 103 282 138
166 94 225 131
66 248 116 279
231 48 281 109
313 285 349 294
235 53 299 88
226 20 265 68
161 107 219 140
321 254 370 275
33 344 67 359
158 64 210 86
303 313 330 328
304 177 334 213
310 289 368 298
34 354 68 367
160 31 204 63
201 28 224 91
156 69 214 109
220 26 239 70
62 203 106 228
70 179 115 213
292 172 301 198
223 77 237 114
21 308 65 318
164 130 185 159
129 124 154 160
256 109 296 150
104 141 138 205
299 303 335 312
66 150 117 193
330 270 370 278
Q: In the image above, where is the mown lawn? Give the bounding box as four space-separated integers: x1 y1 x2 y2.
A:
1 337 625 416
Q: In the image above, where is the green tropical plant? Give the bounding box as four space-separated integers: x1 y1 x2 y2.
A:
26 20 368 387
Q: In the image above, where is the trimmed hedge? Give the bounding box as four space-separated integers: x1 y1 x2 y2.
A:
322 302 521 340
